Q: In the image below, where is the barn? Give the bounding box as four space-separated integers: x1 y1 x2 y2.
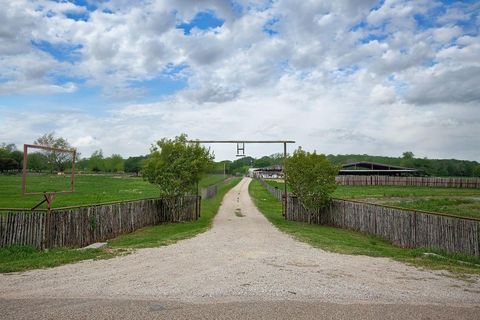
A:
252 161 423 178
339 161 424 176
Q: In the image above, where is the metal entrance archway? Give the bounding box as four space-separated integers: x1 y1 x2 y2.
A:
190 140 295 217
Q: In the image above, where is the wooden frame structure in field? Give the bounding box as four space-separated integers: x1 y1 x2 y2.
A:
22 144 77 211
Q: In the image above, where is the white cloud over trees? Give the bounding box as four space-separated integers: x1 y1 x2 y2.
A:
0 0 479 160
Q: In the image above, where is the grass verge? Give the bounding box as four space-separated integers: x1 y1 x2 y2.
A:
107 177 241 248
249 179 480 275
198 174 229 189
0 178 240 272
0 246 116 273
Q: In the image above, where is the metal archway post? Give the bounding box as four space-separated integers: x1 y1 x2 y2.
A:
189 140 295 218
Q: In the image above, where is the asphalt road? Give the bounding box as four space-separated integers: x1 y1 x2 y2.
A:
2 298 480 320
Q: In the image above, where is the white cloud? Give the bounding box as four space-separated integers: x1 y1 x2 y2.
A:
73 135 101 148
370 84 397 104
405 66 480 104
0 0 479 161
432 26 462 43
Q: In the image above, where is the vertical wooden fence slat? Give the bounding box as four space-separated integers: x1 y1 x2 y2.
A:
282 196 480 256
256 177 480 256
335 175 480 188
0 195 200 250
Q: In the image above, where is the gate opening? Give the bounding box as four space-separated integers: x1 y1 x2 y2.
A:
189 140 295 217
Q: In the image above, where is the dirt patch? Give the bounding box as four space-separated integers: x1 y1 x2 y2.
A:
234 208 245 217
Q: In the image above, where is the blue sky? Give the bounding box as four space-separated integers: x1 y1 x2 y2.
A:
177 10 225 35
0 0 479 160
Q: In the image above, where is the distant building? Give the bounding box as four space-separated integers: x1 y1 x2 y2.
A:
251 161 424 179
339 161 424 176
252 165 284 179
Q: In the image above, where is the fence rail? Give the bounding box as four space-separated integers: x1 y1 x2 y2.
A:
257 178 480 256
336 175 480 188
0 196 200 249
200 177 233 199
201 184 218 200
258 178 284 201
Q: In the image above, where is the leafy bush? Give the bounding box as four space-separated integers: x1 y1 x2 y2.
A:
285 148 339 209
142 134 214 197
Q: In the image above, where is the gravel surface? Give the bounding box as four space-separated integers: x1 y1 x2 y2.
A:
1 177 479 308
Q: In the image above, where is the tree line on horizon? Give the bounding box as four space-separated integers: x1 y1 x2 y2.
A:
327 152 480 177
1 135 479 177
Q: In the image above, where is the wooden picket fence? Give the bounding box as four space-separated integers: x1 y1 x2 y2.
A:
201 184 218 200
0 196 201 249
258 179 283 201
257 178 480 256
200 177 233 200
336 175 480 188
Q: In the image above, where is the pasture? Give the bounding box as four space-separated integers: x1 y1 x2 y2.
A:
250 179 480 274
265 180 480 219
0 174 227 209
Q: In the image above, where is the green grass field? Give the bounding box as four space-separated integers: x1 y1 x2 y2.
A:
384 198 480 219
0 174 228 209
0 177 241 273
250 179 480 275
334 185 480 199
265 180 480 219
265 180 480 198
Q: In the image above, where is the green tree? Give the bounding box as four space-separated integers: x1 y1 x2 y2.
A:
401 151 415 168
125 156 146 175
34 133 74 172
0 143 16 157
88 150 105 173
9 150 23 171
254 156 273 168
230 156 254 175
0 158 18 173
27 153 48 172
267 153 285 166
474 166 480 177
285 148 339 210
0 143 22 172
208 160 231 175
104 154 124 172
76 158 89 172
142 134 214 197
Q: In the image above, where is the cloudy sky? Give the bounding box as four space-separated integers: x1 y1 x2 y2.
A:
0 0 479 161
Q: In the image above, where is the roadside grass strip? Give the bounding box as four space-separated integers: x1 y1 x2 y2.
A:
0 178 241 273
107 178 241 248
0 246 116 273
249 179 480 275
198 174 229 189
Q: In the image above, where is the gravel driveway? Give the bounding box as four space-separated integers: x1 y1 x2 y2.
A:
1 177 479 318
